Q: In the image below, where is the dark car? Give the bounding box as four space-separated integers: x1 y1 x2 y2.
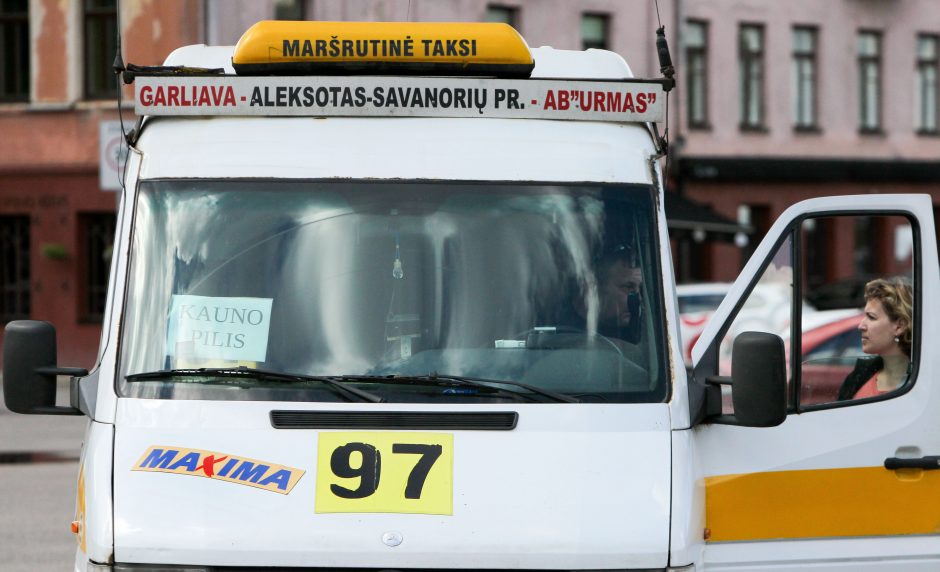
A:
805 276 878 310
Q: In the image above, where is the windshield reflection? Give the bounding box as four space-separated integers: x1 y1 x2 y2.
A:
119 181 666 403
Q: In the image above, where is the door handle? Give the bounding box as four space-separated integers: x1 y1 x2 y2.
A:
884 456 940 470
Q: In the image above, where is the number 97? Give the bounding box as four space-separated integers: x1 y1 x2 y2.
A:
329 442 442 500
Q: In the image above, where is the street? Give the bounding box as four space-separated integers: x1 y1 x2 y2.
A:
0 382 86 571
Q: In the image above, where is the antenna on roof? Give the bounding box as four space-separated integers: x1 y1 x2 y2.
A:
656 27 675 91
112 0 130 191
112 1 125 80
651 0 674 92
650 0 674 163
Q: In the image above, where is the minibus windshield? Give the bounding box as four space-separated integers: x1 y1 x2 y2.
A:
119 180 668 403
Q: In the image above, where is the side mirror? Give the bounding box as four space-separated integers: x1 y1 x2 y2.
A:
3 320 87 415
730 331 787 427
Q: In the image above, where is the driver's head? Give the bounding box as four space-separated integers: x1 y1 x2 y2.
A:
575 246 643 342
596 257 642 333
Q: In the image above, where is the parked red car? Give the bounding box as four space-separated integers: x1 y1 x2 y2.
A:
797 310 864 405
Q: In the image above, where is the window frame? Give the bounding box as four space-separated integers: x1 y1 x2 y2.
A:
581 12 610 51
693 208 923 425
857 29 883 134
484 4 519 28
792 25 819 132
83 0 118 101
738 23 767 132
0 214 31 323
916 33 939 136
685 19 710 130
274 0 306 21
0 0 30 103
793 212 920 413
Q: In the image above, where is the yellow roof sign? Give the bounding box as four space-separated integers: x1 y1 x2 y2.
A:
232 21 534 78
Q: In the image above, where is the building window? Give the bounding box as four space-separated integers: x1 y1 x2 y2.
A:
685 20 709 129
916 34 938 134
802 217 834 292
853 216 887 275
79 213 116 322
581 14 609 50
739 24 765 130
274 0 306 20
792 26 818 130
858 30 882 133
84 0 117 100
0 0 29 102
0 215 30 322
485 5 518 28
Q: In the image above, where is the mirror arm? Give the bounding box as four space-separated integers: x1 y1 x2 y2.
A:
35 366 89 377
29 366 89 415
27 404 83 416
703 377 747 425
704 375 730 418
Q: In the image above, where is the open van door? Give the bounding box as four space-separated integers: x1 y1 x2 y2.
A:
692 194 940 571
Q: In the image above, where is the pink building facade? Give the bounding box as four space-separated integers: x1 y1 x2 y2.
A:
671 0 940 283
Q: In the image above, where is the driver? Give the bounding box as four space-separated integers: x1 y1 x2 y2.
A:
574 245 643 343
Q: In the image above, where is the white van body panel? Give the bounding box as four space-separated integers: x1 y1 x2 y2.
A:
704 537 940 572
136 116 656 183
112 400 672 568
77 420 114 564
670 429 704 568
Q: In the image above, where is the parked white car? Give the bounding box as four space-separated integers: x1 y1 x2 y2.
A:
676 283 730 365
678 281 818 367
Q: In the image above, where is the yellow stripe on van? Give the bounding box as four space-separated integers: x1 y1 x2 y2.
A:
706 466 940 541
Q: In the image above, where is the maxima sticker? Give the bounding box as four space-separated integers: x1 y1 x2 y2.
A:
165 295 273 363
133 446 304 494
135 76 665 123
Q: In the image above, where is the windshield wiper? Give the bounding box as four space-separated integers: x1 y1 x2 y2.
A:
342 373 579 403
126 367 384 403
429 373 580 403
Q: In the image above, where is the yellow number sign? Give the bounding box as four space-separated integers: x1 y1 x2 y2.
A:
315 432 453 515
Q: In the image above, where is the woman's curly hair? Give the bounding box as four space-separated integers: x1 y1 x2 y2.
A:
865 277 913 357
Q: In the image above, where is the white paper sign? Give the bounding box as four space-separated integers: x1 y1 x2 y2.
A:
166 295 274 362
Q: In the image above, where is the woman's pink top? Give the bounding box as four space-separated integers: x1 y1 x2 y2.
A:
853 373 889 398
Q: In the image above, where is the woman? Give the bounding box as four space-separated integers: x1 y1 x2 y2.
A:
837 277 913 401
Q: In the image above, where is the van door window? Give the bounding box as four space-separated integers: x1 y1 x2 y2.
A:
798 215 915 408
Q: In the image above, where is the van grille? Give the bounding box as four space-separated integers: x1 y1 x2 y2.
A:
270 411 518 430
